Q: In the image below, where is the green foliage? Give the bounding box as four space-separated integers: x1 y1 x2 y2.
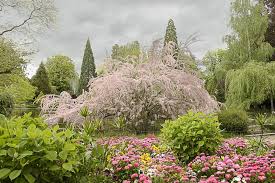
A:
0 92 14 117
266 115 275 130
111 41 141 61
203 0 274 105
218 108 249 133
112 116 126 131
0 75 36 105
79 39 97 94
0 114 108 182
0 38 35 106
164 19 178 58
46 55 78 94
224 0 273 68
225 62 271 109
161 111 222 162
31 62 52 95
203 49 227 102
0 38 26 76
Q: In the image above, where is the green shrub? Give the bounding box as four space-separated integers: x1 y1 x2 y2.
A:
0 113 110 183
0 92 14 117
161 111 222 163
218 108 249 133
266 115 275 131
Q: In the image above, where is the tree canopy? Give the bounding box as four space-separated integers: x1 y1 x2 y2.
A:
46 55 78 94
111 41 141 61
0 38 35 105
204 0 275 107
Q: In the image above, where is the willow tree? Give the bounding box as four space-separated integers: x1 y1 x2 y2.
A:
225 62 275 111
204 0 274 102
223 0 273 69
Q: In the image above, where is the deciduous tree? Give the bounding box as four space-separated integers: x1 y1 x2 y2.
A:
46 55 78 94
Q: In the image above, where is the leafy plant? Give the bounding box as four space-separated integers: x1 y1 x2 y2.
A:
218 108 249 134
112 116 126 131
161 111 222 162
0 92 14 117
0 113 99 182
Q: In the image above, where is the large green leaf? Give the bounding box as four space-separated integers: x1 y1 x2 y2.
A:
18 151 33 159
0 150 7 156
23 172 35 183
0 168 11 179
62 162 73 171
63 143 75 151
59 151 68 160
44 151 57 161
9 170 22 180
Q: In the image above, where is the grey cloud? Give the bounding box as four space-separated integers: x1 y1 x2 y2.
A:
30 0 231 75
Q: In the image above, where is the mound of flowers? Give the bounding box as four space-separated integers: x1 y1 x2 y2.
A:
98 136 186 183
188 138 275 183
98 137 275 183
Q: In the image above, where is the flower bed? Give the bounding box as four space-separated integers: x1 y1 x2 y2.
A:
98 137 275 183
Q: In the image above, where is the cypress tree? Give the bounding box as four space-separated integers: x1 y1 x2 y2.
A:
78 39 97 94
31 62 51 95
164 19 179 58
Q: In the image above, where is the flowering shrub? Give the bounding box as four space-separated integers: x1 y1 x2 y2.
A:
41 42 218 130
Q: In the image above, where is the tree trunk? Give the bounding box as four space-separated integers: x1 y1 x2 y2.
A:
271 94 274 113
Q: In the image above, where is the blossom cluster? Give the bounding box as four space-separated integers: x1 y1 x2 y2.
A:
98 136 186 182
98 137 274 183
216 137 248 156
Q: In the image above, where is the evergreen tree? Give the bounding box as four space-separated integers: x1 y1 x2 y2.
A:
31 62 51 95
78 39 97 94
164 19 179 58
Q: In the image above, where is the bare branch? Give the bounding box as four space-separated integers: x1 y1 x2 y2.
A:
0 7 36 36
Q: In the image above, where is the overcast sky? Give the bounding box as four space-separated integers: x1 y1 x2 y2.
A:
27 0 231 76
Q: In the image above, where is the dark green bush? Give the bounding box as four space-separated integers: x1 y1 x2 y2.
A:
265 115 275 131
218 108 249 133
161 111 223 162
0 92 14 117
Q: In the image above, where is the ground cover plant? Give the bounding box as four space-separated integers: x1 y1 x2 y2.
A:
98 136 274 183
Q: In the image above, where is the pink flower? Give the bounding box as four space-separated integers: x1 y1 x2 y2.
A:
131 173 138 179
258 176 266 181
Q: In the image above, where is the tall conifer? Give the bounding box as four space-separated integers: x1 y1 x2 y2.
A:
78 39 96 94
164 19 179 59
31 62 51 95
